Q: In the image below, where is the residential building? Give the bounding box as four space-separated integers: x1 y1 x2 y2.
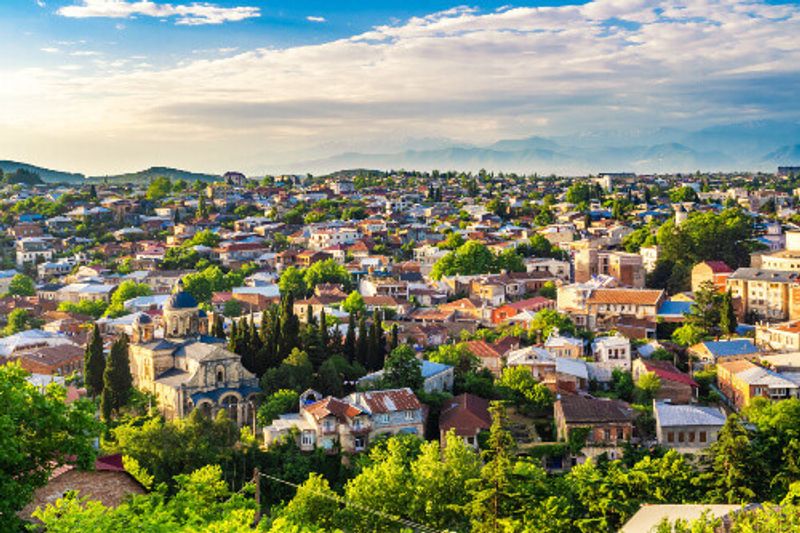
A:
717 359 800 409
726 268 800 321
654 401 726 451
439 393 491 449
554 395 636 461
689 339 760 367
691 261 733 293
632 358 698 404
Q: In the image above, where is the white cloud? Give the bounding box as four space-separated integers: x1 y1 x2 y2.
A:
6 0 800 174
307 16 326 23
58 0 260 25
35 0 46 8
40 47 60 53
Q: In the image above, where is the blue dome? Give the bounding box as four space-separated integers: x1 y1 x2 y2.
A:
167 291 198 309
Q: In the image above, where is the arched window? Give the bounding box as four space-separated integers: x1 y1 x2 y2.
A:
216 365 225 385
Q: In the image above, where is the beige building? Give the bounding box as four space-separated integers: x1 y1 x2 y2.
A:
726 268 800 321
128 281 259 426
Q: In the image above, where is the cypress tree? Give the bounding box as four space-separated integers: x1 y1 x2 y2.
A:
279 294 299 359
389 324 399 352
720 289 738 339
319 308 329 349
101 334 132 420
344 312 356 363
355 316 368 368
84 323 105 397
228 320 238 353
306 304 314 326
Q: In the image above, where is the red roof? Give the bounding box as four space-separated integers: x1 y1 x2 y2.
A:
639 359 698 388
440 393 491 435
357 388 421 413
703 261 733 273
305 397 363 420
464 340 501 359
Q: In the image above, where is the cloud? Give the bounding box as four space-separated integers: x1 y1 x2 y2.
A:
5 0 800 174
306 16 326 23
35 0 46 7
40 47 60 53
58 0 260 25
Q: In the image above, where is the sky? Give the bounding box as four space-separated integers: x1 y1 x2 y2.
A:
1 0 799 175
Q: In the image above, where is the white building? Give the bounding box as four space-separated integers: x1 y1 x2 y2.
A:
591 334 632 372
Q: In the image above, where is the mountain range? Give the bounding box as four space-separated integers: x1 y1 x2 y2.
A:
3 120 800 181
281 120 800 175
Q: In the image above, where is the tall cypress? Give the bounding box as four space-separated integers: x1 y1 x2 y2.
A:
319 308 329 350
279 294 299 359
355 316 368 368
84 323 105 397
101 334 132 420
389 324 399 352
344 312 356 363
228 320 239 353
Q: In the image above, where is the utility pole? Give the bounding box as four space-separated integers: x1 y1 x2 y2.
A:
253 467 261 526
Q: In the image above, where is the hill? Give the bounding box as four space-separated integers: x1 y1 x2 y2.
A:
87 166 221 184
0 160 85 183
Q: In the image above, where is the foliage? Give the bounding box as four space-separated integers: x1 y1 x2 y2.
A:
58 298 109 319
100 334 133 420
7 273 35 296
0 363 102 531
145 176 172 201
496 366 554 413
278 266 308 299
84 323 105 397
380 344 423 390
303 259 351 290
104 280 152 318
341 290 366 315
529 309 576 341
2 308 41 336
430 240 526 280
31 464 257 531
258 389 300 426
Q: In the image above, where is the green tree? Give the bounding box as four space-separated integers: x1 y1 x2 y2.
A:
635 371 661 403
342 290 366 315
84 323 105 397
145 176 172 201
2 308 37 336
257 389 300 425
528 309 576 341
303 259 350 290
709 414 758 503
100 334 132 420
7 273 35 296
58 299 108 319
222 298 243 317
719 289 737 338
104 280 152 318
278 266 308 299
343 312 357 363
381 345 423 390
0 363 101 531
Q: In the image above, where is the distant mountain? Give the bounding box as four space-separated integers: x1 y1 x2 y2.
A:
88 166 220 184
0 160 85 183
762 144 800 165
282 120 800 175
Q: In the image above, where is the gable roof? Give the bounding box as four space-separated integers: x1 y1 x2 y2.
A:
353 388 421 413
638 359 698 388
697 339 759 357
655 402 726 428
464 340 501 359
304 397 363 420
587 289 664 306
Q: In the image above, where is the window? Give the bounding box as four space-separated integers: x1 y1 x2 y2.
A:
667 432 674 443
678 432 685 443
688 431 695 443
379 413 389 424
604 429 611 441
617 428 624 440
405 410 415 421
466 436 475 446
354 436 366 450
699 431 707 443
301 432 314 446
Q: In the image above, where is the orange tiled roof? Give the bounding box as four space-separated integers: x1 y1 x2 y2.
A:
587 289 663 306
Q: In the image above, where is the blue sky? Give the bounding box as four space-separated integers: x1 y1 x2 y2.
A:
1 0 799 174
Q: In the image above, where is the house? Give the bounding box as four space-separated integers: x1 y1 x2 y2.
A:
755 320 800 352
464 338 520 377
632 359 698 404
591 334 632 372
18 455 146 522
358 359 454 394
554 395 636 461
688 338 760 367
56 282 117 303
9 343 85 376
559 284 664 331
16 237 55 267
491 296 555 325
654 401 726 451
505 346 556 381
543 329 585 359
439 393 491 449
691 261 733 293
717 359 800 410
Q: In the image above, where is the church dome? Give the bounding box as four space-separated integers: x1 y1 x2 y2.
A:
165 279 198 310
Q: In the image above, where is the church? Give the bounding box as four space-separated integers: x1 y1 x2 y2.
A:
128 280 260 427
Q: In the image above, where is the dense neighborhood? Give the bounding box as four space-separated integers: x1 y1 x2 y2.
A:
6 167 800 531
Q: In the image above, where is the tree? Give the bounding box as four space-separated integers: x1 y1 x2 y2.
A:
538 281 557 299
58 299 108 319
356 316 369 368
84 323 105 397
529 309 575 341
342 290 366 315
709 414 758 503
431 240 524 280
278 294 300 359
278 266 308 299
145 176 171 201
104 280 152 317
100 334 132 420
257 389 300 425
303 259 350 290
7 273 35 296
719 289 737 338
635 371 661 403
344 312 357 362
222 298 243 318
260 348 314 394
2 308 37 336
382 345 423 390
0 363 101 531
496 366 554 412
671 323 706 346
